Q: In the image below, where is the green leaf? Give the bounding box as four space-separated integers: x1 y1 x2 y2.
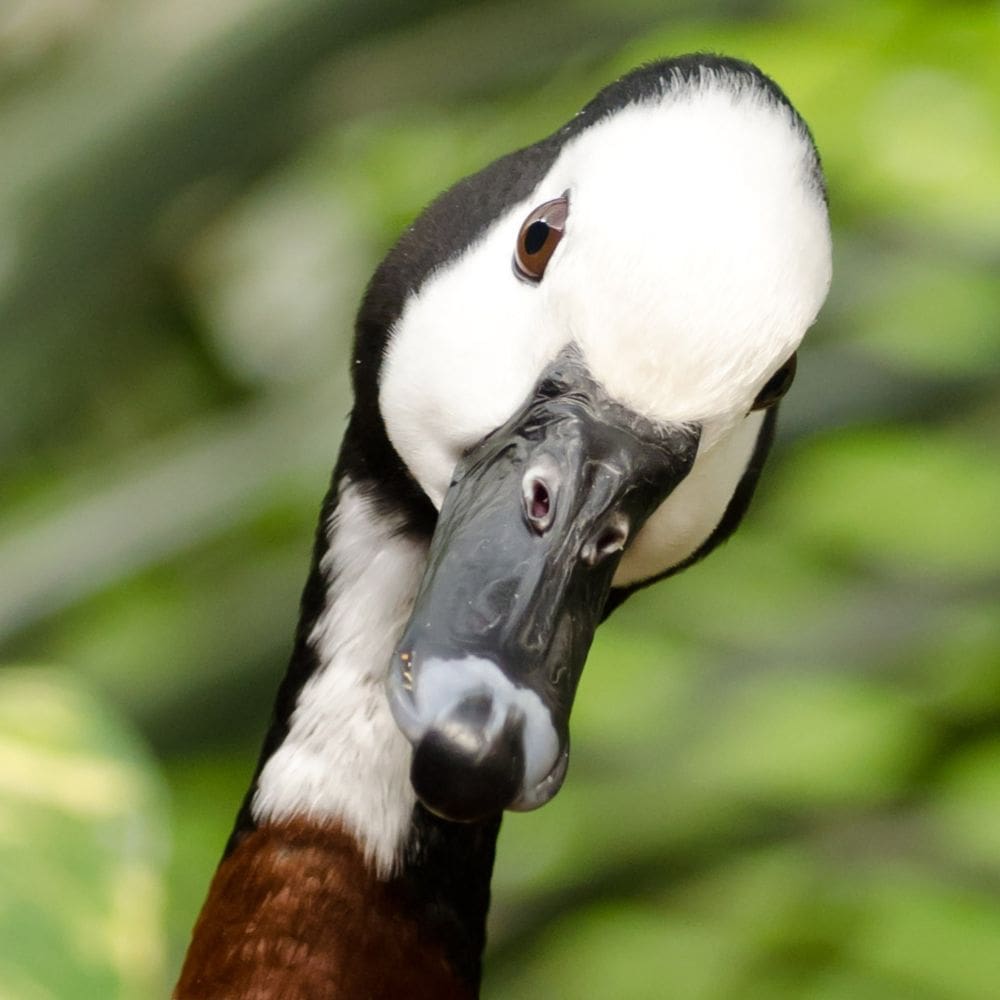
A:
487 901 745 1000
837 248 1000 377
682 672 925 807
0 668 168 1000
848 866 1000 999
764 428 1000 578
930 739 1000 876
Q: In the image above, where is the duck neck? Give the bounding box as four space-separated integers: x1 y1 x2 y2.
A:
176 476 501 999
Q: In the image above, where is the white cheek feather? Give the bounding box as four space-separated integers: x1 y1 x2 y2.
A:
542 85 831 441
252 480 427 878
379 228 570 508
614 410 765 586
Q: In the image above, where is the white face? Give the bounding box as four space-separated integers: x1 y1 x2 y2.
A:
380 82 832 586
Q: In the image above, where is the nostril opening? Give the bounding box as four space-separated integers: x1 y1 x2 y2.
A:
522 472 555 533
584 516 629 565
596 525 626 555
531 481 550 520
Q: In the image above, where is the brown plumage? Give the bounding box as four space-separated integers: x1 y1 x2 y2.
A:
174 819 473 1000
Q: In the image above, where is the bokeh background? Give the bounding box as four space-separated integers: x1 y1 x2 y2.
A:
1 0 998 996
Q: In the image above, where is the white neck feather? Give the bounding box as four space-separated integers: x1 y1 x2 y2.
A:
251 479 427 878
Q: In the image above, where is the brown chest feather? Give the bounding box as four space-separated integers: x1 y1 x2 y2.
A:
175 819 474 1000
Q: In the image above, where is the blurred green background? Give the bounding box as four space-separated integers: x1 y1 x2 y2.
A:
1 0 998 996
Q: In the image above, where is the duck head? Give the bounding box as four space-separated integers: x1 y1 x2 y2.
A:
377 56 832 821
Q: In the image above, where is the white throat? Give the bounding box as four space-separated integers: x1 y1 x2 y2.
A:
252 479 427 878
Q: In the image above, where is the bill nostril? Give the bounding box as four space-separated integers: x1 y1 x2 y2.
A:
583 515 629 566
596 524 627 556
530 480 550 520
522 471 556 534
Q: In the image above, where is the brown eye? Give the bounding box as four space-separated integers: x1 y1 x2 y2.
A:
513 195 569 283
751 353 797 410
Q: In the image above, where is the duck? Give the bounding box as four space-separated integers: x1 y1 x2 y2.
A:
175 53 832 999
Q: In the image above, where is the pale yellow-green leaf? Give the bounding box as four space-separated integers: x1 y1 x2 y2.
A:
0 668 168 1000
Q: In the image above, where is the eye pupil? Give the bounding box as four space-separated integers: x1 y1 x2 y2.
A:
513 194 569 283
523 220 550 256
